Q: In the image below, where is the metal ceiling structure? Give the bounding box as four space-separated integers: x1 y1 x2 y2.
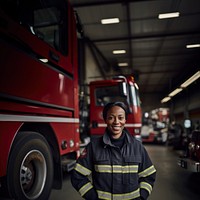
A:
70 0 200 111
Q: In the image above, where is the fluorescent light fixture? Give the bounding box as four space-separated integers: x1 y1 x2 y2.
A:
118 62 128 67
161 70 200 103
161 96 171 103
181 71 200 88
186 44 200 49
168 88 183 97
113 50 126 54
101 18 120 24
158 12 180 19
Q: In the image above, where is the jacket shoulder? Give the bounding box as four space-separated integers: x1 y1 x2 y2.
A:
90 136 104 147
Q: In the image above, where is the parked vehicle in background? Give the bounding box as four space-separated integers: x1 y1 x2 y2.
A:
141 124 155 143
0 0 80 199
178 129 200 172
141 108 169 144
89 76 142 141
167 121 184 149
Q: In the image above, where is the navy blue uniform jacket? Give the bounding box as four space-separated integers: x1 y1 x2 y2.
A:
71 128 156 200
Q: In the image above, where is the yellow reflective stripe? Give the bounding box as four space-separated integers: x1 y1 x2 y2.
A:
140 181 152 194
79 182 93 196
74 163 91 176
97 190 111 200
95 165 111 173
95 165 138 173
113 165 138 173
138 165 156 178
97 188 140 200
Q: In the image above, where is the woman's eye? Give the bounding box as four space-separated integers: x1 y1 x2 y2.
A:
107 116 113 120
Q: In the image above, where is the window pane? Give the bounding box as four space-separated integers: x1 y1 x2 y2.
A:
95 86 127 106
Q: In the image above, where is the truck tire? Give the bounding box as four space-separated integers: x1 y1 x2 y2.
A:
7 131 54 200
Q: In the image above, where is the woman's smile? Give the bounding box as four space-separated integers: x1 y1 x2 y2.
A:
105 106 126 139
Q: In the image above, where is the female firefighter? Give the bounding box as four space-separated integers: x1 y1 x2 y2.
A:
71 102 156 200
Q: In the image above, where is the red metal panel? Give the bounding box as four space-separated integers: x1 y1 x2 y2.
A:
0 122 22 176
51 123 80 155
0 42 74 109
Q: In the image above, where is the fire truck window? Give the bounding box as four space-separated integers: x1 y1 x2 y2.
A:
33 5 68 55
0 0 67 54
94 86 127 106
33 7 61 49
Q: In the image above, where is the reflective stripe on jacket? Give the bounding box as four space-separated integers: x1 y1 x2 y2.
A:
71 128 156 200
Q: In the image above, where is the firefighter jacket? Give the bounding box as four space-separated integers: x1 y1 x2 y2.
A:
71 128 156 200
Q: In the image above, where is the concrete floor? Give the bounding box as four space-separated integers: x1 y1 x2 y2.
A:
1 145 200 200
146 145 200 200
50 144 200 200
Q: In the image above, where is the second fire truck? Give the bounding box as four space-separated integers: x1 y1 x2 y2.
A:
89 76 142 140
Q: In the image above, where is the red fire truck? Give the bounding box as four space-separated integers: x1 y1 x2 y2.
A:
0 0 80 199
89 76 142 140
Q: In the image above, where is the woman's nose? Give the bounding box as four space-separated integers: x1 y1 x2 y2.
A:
114 117 119 123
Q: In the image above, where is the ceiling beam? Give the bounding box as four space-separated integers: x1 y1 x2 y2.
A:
92 31 200 43
124 2 132 72
71 0 156 7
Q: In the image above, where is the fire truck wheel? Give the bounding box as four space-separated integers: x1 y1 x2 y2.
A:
7 131 54 200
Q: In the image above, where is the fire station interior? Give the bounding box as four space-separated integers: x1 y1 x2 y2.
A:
69 1 200 199
1 0 200 200
53 0 199 199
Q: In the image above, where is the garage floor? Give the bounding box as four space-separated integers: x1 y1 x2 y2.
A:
1 145 200 200
50 145 200 200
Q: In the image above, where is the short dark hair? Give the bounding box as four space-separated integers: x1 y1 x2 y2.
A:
103 102 128 121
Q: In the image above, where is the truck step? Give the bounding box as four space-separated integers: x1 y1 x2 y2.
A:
61 158 76 172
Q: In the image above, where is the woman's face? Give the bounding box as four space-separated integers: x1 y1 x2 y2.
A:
105 106 126 139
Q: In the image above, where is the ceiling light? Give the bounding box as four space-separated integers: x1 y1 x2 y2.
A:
161 97 171 103
118 62 128 67
168 88 183 97
101 18 120 24
158 12 180 19
161 70 200 103
186 44 200 49
181 71 200 88
113 50 126 54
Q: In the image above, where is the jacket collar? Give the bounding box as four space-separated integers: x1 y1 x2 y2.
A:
102 128 134 148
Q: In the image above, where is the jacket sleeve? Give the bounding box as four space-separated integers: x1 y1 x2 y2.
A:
71 143 98 200
138 145 156 200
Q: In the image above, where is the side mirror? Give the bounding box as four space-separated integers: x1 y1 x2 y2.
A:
119 82 127 96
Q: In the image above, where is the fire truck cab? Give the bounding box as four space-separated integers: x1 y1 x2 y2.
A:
89 76 142 140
